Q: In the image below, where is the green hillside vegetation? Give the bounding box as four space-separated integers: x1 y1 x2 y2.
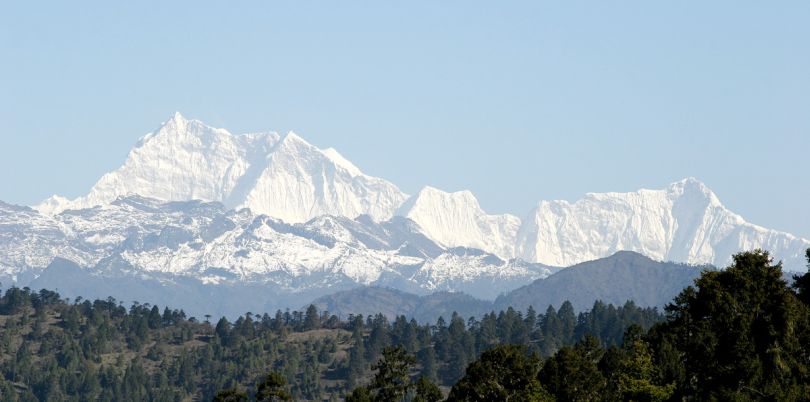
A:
348 249 810 401
0 288 659 400
0 249 807 401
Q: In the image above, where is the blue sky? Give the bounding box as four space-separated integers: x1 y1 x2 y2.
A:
1 2 808 238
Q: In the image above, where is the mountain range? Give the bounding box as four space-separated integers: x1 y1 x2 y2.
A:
312 251 705 322
0 113 806 317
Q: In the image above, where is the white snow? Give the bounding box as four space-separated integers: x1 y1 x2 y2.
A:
515 178 810 270
2 196 536 297
36 113 407 223
396 186 521 259
25 114 810 281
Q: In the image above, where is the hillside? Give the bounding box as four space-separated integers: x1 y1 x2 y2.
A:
495 251 706 312
0 286 660 401
311 251 706 321
311 287 492 323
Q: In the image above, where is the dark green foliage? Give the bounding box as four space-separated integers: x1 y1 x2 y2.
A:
8 249 804 401
212 388 248 402
350 346 441 402
256 371 292 401
538 335 606 402
370 346 415 401
345 386 373 402
413 376 443 402
652 249 810 400
0 283 657 401
304 304 320 331
792 248 810 306
447 345 551 402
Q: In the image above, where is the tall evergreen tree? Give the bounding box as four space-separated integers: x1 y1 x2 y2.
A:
448 344 552 402
658 250 810 400
369 346 416 401
256 371 292 401
538 335 606 402
303 304 320 331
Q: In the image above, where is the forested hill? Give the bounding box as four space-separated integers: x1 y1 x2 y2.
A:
0 249 808 401
0 285 660 401
495 251 705 312
313 251 704 322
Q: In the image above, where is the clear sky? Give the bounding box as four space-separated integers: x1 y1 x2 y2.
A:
1 1 808 238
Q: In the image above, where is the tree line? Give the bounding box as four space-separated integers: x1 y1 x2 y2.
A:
0 282 658 400
342 249 810 401
0 249 807 400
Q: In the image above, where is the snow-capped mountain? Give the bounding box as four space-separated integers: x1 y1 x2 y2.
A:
4 196 552 302
516 178 810 269
14 113 809 317
396 186 521 259
37 113 407 223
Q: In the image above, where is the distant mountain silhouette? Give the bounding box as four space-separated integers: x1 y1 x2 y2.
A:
310 251 707 321
494 251 706 312
311 287 492 323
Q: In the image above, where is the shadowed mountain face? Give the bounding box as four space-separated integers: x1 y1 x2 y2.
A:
310 287 493 323
311 251 707 322
23 249 703 320
494 251 706 312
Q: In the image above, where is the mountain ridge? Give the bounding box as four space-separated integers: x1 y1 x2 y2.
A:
14 113 810 299
37 113 408 223
311 251 706 322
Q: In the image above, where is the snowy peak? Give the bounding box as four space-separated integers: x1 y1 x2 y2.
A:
240 129 407 223
36 195 73 215
277 131 310 148
28 112 810 273
163 111 189 132
396 186 520 259
665 177 722 207
516 178 810 270
59 114 280 211
36 114 406 223
321 148 363 177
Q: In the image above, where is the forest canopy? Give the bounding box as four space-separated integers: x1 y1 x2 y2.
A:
0 249 807 401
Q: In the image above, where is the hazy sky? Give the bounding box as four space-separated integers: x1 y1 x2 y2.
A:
1 2 808 238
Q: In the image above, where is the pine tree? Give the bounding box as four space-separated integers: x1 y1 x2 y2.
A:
413 377 443 402
447 344 552 402
658 250 810 400
538 335 606 402
370 346 416 401
348 317 366 388
557 301 576 344
541 305 562 356
304 304 320 331
213 388 248 402
256 371 292 401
